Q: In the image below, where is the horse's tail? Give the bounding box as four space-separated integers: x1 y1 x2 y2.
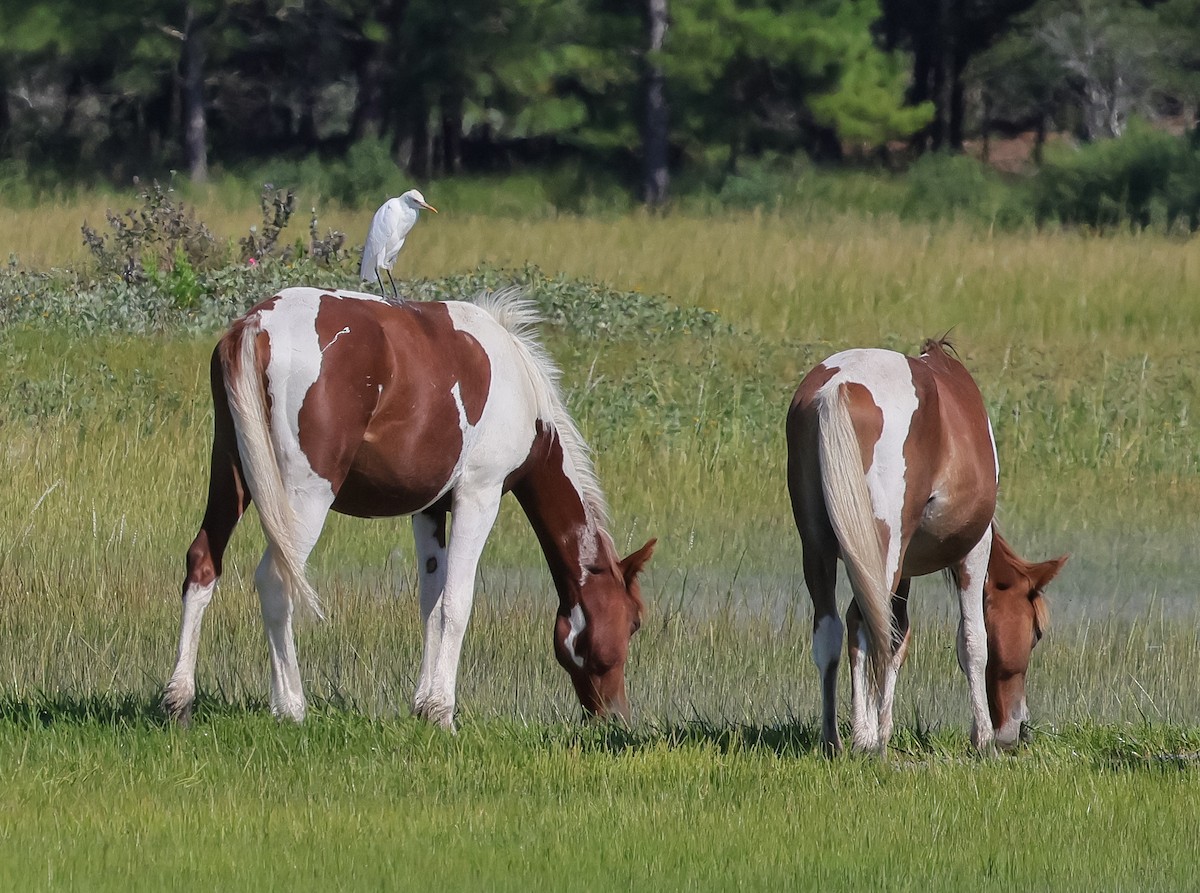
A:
220 321 325 620
816 383 894 692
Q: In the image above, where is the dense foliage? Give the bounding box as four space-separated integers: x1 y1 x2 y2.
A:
3 0 1200 203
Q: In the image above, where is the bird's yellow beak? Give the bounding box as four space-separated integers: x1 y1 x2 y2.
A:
422 201 438 214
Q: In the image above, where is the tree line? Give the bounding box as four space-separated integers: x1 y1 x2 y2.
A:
1 0 1198 203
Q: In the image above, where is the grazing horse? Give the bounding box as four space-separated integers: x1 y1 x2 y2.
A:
162 286 655 728
786 340 1066 754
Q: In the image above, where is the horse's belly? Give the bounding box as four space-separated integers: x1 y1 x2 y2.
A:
903 516 992 578
332 445 457 518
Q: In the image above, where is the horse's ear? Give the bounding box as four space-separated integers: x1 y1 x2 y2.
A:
620 538 657 587
1032 554 1069 591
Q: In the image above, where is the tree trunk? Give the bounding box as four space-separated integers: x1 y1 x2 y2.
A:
948 58 965 150
980 94 991 165
0 70 10 148
350 44 386 141
408 103 430 179
181 3 208 183
440 92 463 175
910 43 932 152
642 0 670 207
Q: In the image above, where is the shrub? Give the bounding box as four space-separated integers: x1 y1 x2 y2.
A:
900 152 1013 224
81 179 225 283
1032 122 1197 232
328 139 404 206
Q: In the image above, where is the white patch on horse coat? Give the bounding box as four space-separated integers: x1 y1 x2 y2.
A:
850 624 879 750
321 326 351 352
445 296 603 580
811 613 844 680
442 301 598 572
162 580 217 712
256 289 337 507
819 349 919 582
331 286 389 304
564 604 587 668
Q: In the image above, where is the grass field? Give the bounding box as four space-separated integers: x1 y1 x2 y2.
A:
2 190 1199 889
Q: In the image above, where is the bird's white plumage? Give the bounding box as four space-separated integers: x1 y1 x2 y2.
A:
359 189 436 286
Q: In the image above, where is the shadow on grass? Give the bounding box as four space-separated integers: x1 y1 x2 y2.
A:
0 691 269 730
553 719 826 758
12 694 1195 773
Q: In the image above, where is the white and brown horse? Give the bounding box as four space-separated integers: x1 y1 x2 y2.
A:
162 286 654 727
786 340 1066 754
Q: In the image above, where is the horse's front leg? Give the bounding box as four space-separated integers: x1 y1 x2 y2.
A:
955 527 994 753
412 487 502 729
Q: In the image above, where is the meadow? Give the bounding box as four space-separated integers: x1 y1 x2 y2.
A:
1 187 1199 889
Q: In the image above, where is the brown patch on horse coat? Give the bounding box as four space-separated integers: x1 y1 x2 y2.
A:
840 382 884 476
896 345 998 578
293 295 493 517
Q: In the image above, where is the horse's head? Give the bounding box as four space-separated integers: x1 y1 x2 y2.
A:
553 538 656 722
984 537 1068 750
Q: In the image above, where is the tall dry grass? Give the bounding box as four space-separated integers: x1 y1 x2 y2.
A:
2 194 1199 733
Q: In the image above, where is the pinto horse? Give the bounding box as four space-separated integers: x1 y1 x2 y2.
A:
786 340 1066 754
162 286 655 728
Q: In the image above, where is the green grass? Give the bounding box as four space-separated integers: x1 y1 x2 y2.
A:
3 196 1200 887
2 711 1200 892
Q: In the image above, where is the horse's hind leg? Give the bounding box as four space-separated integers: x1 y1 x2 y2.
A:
254 491 334 722
876 580 912 747
163 360 248 724
846 581 911 752
844 599 881 752
411 508 449 718
804 542 843 755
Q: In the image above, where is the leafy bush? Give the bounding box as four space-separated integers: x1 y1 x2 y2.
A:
407 265 727 341
327 139 404 206
0 257 726 341
81 180 225 283
708 157 806 211
900 152 1015 224
1032 122 1199 232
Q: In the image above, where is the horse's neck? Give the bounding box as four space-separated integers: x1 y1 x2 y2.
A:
512 446 610 600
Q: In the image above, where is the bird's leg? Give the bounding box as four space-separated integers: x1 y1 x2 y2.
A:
386 269 399 301
374 271 385 299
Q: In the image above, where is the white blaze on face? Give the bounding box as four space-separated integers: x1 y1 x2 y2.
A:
564 604 587 668
820 349 919 582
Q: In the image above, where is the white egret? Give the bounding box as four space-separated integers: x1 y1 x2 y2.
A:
359 189 437 298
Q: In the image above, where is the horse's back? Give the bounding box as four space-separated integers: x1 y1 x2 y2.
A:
226 288 540 518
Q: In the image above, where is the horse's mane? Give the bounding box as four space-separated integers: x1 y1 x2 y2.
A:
989 524 1051 634
472 287 612 531
920 334 960 360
